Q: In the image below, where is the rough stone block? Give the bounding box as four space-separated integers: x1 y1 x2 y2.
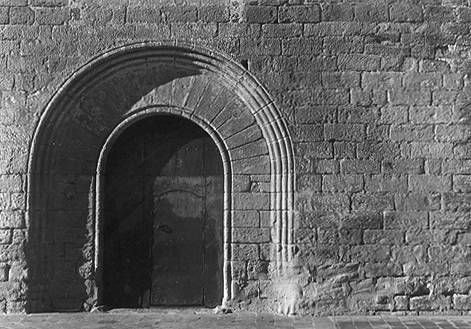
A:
304 21 363 37
247 260 268 280
232 156 270 175
232 210 259 227
453 175 471 193
297 55 337 71
334 142 356 159
0 176 22 193
409 175 451 192
379 105 407 124
443 160 471 175
322 72 360 89
427 159 443 176
430 212 471 230
350 245 390 262
296 228 316 245
9 7 34 25
311 88 349 105
409 105 454 124
0 0 27 5
443 192 471 212
232 244 258 260
341 159 380 174
324 36 363 55
384 211 428 230
324 124 364 141
364 229 403 245
317 229 337 245
362 72 401 91
382 159 424 175
409 296 432 311
395 193 441 211
424 5 454 22
30 0 68 6
337 54 380 71
403 72 442 90
339 228 362 245
0 230 10 244
297 174 321 192
11 229 24 244
162 6 197 22
198 5 228 22
233 193 270 210
262 23 302 38
311 193 349 212
406 228 456 245
354 3 388 22
338 106 377 124
390 1 423 22
357 142 401 160
36 7 69 24
323 174 363 193
279 5 320 23
240 38 281 56
366 262 402 278
0 244 23 262
394 295 409 310
389 89 431 106
232 228 270 243
454 294 471 310
350 88 386 107
352 193 394 212
342 212 383 230
244 5 276 23
127 7 161 24
452 263 471 276
218 23 261 38
0 7 8 24
443 73 463 90
282 38 322 56
171 22 217 39
292 124 323 142
296 142 333 159
391 124 434 141
433 90 458 105
365 175 407 193
322 3 353 21
230 139 267 160
454 277 471 295
295 106 336 124
313 159 339 174
410 142 453 158
436 124 471 142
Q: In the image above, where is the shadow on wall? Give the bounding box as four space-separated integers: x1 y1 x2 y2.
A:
26 63 200 312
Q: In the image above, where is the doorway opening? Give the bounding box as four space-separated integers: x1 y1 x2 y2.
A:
102 115 224 308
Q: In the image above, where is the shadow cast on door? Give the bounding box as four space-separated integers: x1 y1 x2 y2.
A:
102 115 224 308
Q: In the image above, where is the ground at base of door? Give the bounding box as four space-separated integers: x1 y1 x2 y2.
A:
0 310 470 329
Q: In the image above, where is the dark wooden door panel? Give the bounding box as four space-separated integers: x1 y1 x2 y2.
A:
104 116 223 308
151 177 205 305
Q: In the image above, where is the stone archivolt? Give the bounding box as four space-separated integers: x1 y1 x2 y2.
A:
27 42 294 312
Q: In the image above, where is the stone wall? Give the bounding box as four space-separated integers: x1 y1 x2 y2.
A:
0 0 471 315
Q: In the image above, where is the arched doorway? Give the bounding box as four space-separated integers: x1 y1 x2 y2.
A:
102 115 224 308
26 42 295 312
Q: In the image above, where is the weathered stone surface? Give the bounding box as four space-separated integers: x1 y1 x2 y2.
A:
279 5 320 23
0 0 469 317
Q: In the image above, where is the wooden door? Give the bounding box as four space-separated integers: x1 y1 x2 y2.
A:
103 116 223 308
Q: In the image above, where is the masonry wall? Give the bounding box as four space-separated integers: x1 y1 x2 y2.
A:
0 0 471 315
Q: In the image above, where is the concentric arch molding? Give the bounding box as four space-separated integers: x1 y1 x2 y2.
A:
26 41 295 311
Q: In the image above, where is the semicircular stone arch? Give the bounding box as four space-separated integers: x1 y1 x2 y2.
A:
27 42 294 313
